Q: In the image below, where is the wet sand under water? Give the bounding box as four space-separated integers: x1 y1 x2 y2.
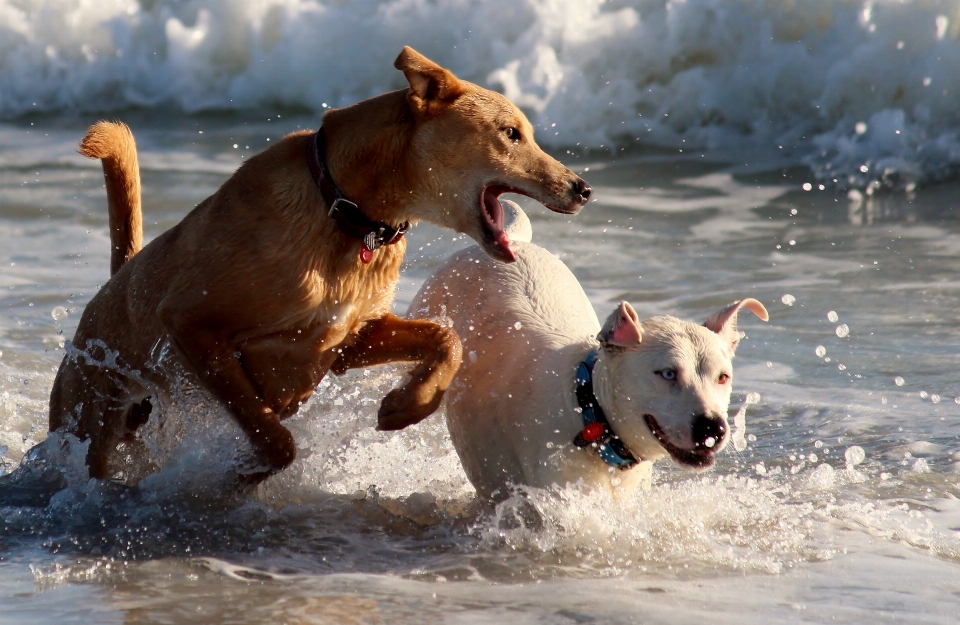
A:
1 115 960 624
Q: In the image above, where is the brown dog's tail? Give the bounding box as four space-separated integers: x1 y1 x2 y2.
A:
79 121 143 276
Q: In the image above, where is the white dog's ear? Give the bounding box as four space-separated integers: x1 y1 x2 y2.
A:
599 301 643 347
704 298 769 351
394 46 464 115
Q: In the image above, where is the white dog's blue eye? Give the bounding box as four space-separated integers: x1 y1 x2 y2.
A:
657 369 676 381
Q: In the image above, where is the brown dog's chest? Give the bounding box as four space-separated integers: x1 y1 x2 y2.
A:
237 246 403 417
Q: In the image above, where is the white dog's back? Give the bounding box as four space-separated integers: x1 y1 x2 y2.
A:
409 239 615 496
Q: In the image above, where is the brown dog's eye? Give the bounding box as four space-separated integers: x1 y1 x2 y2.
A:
718 373 730 385
504 127 520 141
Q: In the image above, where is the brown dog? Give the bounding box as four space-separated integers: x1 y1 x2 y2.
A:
48 47 591 482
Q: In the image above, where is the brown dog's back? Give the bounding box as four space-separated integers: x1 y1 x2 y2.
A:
79 122 143 276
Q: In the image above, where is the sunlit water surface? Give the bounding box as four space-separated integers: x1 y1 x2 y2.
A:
1 115 959 624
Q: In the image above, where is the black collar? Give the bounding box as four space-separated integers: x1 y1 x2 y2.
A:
307 128 409 262
572 349 639 470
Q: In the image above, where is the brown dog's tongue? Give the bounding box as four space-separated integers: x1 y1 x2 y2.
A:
495 231 514 260
482 187 516 261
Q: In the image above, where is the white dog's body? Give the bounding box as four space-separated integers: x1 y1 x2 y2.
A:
409 205 767 498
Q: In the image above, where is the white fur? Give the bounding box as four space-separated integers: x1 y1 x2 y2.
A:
409 204 767 499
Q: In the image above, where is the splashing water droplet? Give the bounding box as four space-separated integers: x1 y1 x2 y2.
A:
894 376 905 386
514 321 522 330
51 306 68 322
920 391 929 399
827 311 839 322
835 324 849 338
931 394 941 404
815 345 826 357
704 437 716 449
844 446 865 467
802 183 812 191
781 294 796 306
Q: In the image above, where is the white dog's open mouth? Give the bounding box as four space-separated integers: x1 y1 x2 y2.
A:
644 414 716 469
480 184 520 263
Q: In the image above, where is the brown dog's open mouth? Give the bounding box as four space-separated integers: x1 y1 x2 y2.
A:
480 184 519 263
644 414 716 470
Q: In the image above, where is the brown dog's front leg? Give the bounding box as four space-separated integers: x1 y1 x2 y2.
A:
332 314 462 430
160 308 296 480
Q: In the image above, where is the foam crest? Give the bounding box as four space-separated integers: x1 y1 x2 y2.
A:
3 1 960 189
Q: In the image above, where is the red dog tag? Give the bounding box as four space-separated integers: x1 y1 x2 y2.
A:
580 422 605 443
360 246 374 264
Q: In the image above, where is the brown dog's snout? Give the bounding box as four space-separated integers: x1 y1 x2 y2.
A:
691 413 727 449
572 178 592 204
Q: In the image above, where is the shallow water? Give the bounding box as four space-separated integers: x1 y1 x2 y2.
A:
1 113 959 623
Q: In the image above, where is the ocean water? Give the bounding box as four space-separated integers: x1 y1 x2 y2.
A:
2 1 960 623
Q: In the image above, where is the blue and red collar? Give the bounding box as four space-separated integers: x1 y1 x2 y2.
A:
572 349 639 470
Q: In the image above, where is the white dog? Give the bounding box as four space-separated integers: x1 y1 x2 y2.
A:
408 202 768 499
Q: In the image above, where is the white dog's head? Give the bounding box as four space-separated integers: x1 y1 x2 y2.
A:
592 299 768 470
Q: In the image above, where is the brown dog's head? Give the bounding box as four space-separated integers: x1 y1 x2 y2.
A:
392 47 591 262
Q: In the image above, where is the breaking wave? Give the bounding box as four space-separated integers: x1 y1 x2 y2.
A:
3 0 960 190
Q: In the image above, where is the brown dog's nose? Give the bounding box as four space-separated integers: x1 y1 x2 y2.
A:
691 413 727 449
573 178 592 203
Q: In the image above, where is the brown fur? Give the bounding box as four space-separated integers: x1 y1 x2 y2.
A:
48 47 590 482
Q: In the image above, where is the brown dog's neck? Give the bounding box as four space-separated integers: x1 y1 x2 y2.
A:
320 91 418 224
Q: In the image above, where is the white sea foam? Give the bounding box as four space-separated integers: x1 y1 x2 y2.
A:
3 1 960 190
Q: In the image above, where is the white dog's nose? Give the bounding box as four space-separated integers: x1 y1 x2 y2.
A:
691 414 727 449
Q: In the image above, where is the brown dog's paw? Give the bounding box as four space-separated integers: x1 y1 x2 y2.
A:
376 385 444 431
250 421 297 471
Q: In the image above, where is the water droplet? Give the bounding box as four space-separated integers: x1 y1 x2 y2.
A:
827 311 839 322
51 306 68 322
835 324 849 338
931 394 941 404
781 294 796 306
838 364 846 370
894 376 905 386
704 436 716 448
514 321 522 330
844 446 865 467
919 391 929 399
808 453 818 463
815 345 826 357
802 183 812 191
789 208 798 216
855 122 868 135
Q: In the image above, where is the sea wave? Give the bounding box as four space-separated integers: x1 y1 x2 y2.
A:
2 0 960 190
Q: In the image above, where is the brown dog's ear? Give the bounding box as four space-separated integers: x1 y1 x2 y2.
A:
599 301 643 348
704 298 769 352
394 46 464 114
